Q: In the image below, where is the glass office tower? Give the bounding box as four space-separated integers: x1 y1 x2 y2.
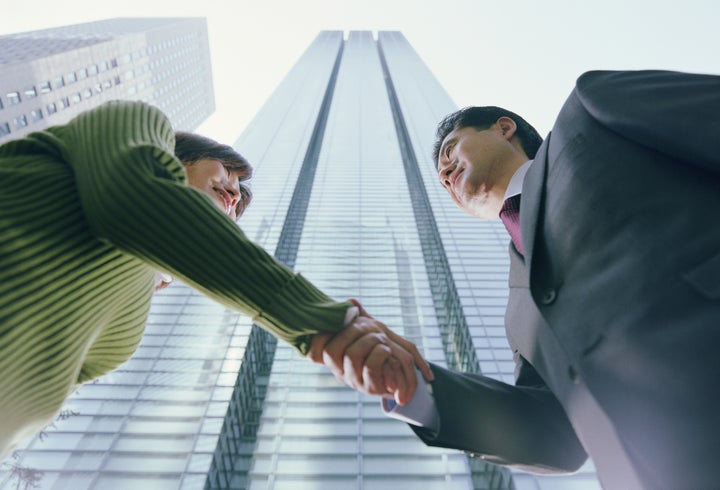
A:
204 31 601 490
0 17 214 143
1 30 601 489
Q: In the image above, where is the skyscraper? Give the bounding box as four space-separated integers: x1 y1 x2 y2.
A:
0 17 213 142
203 30 601 490
0 30 601 489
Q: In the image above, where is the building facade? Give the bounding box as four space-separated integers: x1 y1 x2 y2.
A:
0 29 601 489
0 17 214 142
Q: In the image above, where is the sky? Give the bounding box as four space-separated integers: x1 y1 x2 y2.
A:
2 0 718 144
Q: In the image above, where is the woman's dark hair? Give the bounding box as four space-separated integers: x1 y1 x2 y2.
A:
432 106 543 164
174 131 253 219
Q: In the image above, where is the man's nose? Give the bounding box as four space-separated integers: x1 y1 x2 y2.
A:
440 162 455 186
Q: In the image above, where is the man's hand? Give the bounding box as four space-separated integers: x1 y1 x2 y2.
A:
308 299 434 405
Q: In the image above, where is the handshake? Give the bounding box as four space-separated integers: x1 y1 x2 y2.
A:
308 299 434 406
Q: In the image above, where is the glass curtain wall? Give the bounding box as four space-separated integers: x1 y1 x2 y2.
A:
378 31 601 490
243 31 475 490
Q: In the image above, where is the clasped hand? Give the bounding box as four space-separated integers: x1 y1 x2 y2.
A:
308 299 434 405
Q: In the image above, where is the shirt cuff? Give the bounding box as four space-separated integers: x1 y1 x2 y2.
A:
381 367 440 433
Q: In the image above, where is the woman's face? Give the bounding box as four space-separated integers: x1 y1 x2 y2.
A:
184 158 246 221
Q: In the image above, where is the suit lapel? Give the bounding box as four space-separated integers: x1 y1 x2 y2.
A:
519 132 550 278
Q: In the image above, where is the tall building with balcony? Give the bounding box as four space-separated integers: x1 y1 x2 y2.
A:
0 29 601 489
0 17 214 142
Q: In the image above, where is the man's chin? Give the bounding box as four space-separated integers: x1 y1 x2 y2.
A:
456 199 496 220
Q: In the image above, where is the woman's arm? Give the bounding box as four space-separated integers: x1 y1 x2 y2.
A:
55 100 350 354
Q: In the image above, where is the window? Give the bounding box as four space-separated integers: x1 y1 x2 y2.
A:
24 86 37 99
110 58 118 68
114 76 122 86
99 61 108 72
94 83 103 94
54 76 65 89
40 81 52 94
77 68 88 80
82 88 92 98
0 98 3 110
0 122 10 137
30 108 43 122
47 103 57 115
103 79 113 89
70 93 81 103
66 72 77 84
58 97 69 109
13 115 28 129
7 92 21 105
88 64 98 76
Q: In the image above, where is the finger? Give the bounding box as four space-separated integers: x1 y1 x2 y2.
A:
385 340 416 405
342 332 389 387
322 318 375 374
384 328 434 382
307 333 332 364
349 298 374 319
382 360 398 397
359 343 393 395
385 356 409 405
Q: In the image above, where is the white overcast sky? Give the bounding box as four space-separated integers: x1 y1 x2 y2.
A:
2 0 718 144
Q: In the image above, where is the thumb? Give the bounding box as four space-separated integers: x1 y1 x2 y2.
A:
349 298 374 319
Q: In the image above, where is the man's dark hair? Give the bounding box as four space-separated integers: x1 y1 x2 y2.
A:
432 106 543 164
174 131 253 218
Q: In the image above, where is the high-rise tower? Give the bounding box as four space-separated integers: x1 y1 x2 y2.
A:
1 30 601 489
0 17 213 142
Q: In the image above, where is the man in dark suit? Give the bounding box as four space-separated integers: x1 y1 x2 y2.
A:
317 70 720 489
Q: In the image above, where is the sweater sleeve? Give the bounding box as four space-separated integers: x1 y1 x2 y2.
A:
52 100 350 355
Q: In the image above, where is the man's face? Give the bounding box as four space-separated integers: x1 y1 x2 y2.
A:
437 123 517 219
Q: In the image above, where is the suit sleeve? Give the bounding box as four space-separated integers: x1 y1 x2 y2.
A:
53 100 350 355
575 70 720 176
410 362 588 474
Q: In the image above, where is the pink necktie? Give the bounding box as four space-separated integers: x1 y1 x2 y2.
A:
499 195 524 255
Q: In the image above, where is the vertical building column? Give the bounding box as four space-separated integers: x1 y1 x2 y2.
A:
376 41 515 490
205 41 345 490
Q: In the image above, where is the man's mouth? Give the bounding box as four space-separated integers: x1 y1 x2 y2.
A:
450 166 464 189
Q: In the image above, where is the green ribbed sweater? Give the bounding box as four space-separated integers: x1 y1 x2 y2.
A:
0 100 350 459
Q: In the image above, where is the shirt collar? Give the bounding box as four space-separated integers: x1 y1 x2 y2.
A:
503 160 533 202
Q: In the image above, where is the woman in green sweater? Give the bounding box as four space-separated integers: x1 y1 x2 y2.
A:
0 100 429 461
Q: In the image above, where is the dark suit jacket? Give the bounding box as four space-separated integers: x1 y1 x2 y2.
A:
412 70 720 489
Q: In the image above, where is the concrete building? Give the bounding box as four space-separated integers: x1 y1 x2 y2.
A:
0 17 213 142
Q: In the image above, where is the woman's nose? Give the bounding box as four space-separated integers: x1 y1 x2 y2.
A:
225 184 240 205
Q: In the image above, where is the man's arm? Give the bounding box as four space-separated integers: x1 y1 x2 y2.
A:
576 70 720 176
411 362 587 474
316 309 587 474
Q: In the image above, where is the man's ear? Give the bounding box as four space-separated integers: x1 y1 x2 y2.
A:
496 116 517 140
